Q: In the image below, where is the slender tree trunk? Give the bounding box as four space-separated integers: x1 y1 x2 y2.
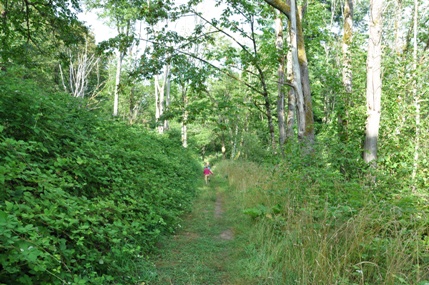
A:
296 9 315 144
181 86 188 148
154 74 161 129
155 65 170 134
411 0 419 191
264 0 315 146
394 0 403 53
286 29 296 140
164 64 171 131
275 11 286 152
363 0 383 164
113 51 124 117
339 0 353 142
158 73 165 134
289 0 305 140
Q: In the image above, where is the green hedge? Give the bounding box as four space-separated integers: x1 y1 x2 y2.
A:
0 74 200 284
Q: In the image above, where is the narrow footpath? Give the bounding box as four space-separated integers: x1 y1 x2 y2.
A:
147 177 252 285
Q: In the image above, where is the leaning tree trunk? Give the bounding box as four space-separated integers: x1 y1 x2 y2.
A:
264 0 315 146
363 0 383 165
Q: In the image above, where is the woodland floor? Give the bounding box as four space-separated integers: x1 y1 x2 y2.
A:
147 176 254 285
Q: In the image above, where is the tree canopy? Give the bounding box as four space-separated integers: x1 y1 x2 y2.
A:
1 0 429 283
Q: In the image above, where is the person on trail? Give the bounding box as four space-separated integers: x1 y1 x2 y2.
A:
203 163 213 184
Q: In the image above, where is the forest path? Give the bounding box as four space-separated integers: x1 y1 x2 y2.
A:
148 176 252 285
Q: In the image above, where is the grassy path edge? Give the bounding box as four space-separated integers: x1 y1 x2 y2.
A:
145 175 254 285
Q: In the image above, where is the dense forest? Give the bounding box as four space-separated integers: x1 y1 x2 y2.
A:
1 0 429 284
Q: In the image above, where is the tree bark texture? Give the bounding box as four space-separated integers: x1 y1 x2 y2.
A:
363 0 383 164
181 86 188 148
286 27 296 140
264 0 315 144
154 65 171 134
113 51 124 117
289 0 306 140
275 12 287 150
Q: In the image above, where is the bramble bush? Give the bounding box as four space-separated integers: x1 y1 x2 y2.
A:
0 73 200 284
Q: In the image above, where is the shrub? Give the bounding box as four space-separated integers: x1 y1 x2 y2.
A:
0 73 200 284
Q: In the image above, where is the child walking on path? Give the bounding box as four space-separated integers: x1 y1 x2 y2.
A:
203 163 213 184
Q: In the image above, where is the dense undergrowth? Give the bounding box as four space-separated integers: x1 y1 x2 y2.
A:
216 158 429 285
0 74 201 284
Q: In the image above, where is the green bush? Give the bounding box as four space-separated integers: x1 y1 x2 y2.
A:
0 73 200 284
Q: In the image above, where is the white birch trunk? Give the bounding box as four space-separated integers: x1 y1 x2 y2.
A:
164 65 171 131
289 0 305 139
154 65 170 134
113 51 124 117
363 0 383 164
158 74 165 134
275 11 286 149
181 86 188 148
154 74 160 127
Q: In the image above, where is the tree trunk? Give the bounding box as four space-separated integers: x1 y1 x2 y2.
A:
113 51 124 117
286 29 296 140
394 0 403 54
164 64 171 131
296 9 315 144
275 11 286 152
181 86 188 148
363 0 383 164
339 0 353 142
155 65 170 134
154 74 161 128
289 0 306 141
264 0 315 146
411 0 419 191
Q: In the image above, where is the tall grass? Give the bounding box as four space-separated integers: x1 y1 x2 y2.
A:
216 160 429 285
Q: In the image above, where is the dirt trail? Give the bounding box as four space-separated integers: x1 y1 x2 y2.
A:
215 192 234 241
148 181 246 285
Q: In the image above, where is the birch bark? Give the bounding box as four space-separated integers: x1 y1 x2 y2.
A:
289 0 305 140
275 11 287 150
363 0 383 164
264 0 314 145
113 50 124 117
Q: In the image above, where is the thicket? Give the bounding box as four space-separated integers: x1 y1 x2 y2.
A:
0 71 201 284
217 155 429 285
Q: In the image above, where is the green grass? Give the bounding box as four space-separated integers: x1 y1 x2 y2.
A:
216 160 429 285
146 160 429 285
146 174 256 285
